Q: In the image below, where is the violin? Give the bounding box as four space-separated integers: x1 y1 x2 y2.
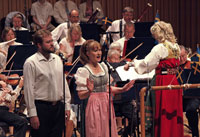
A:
6 74 21 86
0 73 21 86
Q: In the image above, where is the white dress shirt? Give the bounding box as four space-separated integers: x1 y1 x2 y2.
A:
59 37 85 63
101 18 134 43
23 52 71 117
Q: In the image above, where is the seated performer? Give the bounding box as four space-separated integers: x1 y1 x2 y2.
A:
125 21 184 137
51 9 80 50
101 7 134 43
180 45 199 137
107 49 137 137
0 77 27 137
0 27 23 70
5 11 30 30
115 22 135 57
11 13 29 31
59 23 85 63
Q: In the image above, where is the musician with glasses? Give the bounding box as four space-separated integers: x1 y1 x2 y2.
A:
51 9 80 50
101 7 134 43
180 45 199 137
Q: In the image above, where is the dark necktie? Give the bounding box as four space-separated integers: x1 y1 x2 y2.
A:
122 40 128 57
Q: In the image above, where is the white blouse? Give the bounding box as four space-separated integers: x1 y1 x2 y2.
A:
59 37 85 63
74 62 107 91
134 41 179 74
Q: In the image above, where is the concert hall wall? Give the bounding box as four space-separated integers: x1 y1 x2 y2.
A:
0 0 199 52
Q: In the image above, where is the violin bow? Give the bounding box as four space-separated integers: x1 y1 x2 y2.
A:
131 55 138 62
66 56 80 78
120 42 143 62
7 62 14 77
5 51 16 69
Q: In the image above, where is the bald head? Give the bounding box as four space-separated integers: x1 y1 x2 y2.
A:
69 10 80 23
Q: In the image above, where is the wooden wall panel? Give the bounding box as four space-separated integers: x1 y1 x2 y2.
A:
0 0 199 52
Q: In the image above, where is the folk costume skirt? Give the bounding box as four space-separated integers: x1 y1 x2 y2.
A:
85 92 118 137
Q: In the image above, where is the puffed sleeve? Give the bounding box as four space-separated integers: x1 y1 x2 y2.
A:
134 43 168 74
74 67 89 91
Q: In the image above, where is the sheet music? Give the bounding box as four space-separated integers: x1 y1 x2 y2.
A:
116 65 155 81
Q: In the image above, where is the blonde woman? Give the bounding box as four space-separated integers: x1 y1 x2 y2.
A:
59 24 85 63
125 21 183 137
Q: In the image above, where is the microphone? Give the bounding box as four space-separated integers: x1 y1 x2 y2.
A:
104 60 115 72
58 52 67 62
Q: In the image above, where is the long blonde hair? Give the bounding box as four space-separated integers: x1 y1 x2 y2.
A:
67 24 82 43
150 21 177 43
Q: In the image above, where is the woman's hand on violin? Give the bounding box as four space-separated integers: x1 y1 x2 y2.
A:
87 78 94 93
122 80 135 92
0 81 7 88
0 96 5 103
2 87 11 94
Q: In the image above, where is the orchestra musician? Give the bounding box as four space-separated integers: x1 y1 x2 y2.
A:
51 9 80 50
0 77 27 137
115 22 135 57
180 45 199 137
0 27 22 71
23 29 71 137
53 0 78 24
74 40 135 137
101 7 134 43
107 48 137 137
11 13 29 31
125 21 184 137
59 23 85 63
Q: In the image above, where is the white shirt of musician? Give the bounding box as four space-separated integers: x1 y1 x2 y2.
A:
0 85 22 107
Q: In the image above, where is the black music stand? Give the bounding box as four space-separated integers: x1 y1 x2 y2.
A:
6 44 37 70
134 22 154 37
15 30 31 44
126 37 155 59
178 67 200 97
72 45 81 63
80 23 101 42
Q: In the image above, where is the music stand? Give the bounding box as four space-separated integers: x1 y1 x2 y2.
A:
134 22 154 37
15 30 31 44
6 44 37 70
72 45 81 63
80 23 101 42
126 37 155 60
179 68 200 97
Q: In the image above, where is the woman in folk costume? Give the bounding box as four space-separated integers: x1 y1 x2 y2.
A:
125 21 183 137
75 40 135 137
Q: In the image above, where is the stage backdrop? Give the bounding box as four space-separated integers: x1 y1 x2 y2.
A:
0 0 199 52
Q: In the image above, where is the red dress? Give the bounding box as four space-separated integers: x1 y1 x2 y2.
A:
154 58 183 137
